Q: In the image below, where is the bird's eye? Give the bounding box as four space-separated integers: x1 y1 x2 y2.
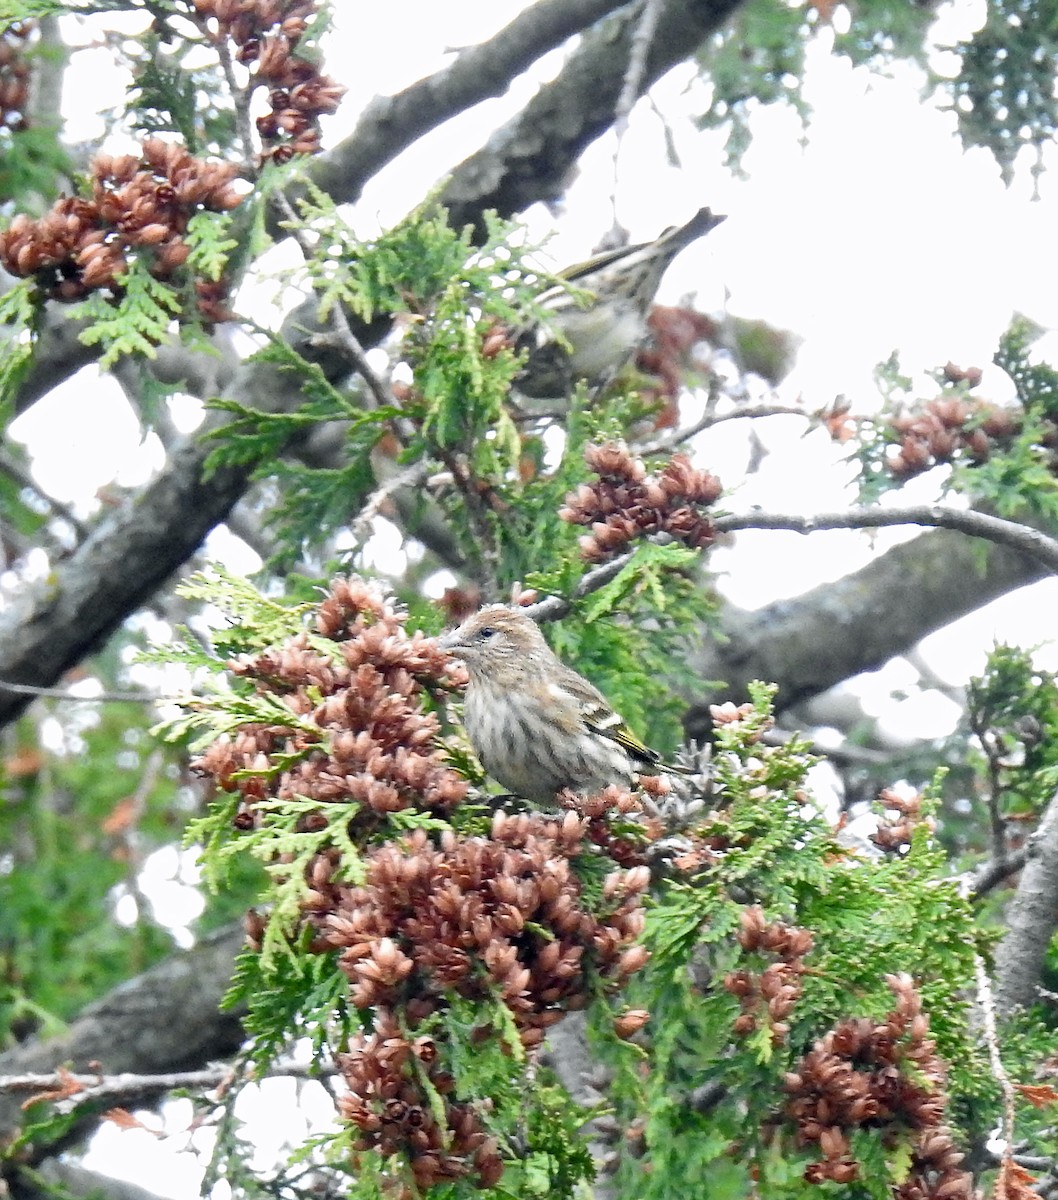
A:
478 627 496 640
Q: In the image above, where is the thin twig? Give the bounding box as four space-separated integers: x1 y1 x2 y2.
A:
972 949 1018 1197
638 401 811 456
965 847 1031 900
270 188 408 430
435 447 501 597
324 302 395 415
610 0 664 214
523 548 637 623
351 461 430 546
0 1063 340 1116
761 727 891 767
210 27 257 174
968 699 1009 864
0 678 165 704
713 506 1058 575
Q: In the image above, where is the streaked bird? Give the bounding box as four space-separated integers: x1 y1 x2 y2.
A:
439 605 688 803
515 207 726 400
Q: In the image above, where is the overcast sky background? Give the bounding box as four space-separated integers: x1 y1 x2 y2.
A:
9 1 1058 1189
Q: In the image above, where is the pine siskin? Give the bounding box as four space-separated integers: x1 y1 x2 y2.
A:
515 207 725 400
439 604 687 803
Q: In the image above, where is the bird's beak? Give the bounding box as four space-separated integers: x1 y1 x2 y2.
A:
437 629 467 656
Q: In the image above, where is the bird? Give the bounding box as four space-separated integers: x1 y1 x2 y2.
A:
438 604 689 804
514 207 726 401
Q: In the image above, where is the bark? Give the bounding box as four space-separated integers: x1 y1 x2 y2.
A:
994 790 1058 1015
0 925 246 1144
14 1162 166 1200
684 524 1046 734
308 0 634 210
439 0 745 229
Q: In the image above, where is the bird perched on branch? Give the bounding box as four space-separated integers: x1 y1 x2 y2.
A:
514 207 726 401
439 604 690 803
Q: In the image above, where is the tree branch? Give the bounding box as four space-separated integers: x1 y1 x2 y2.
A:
308 0 632 209
686 522 1047 729
966 846 1031 901
0 1063 337 1116
994 789 1058 1015
0 925 246 1143
20 1161 168 1200
439 0 744 229
714 505 1058 575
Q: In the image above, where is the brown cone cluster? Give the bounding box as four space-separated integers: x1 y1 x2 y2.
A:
192 0 345 162
193 576 469 822
724 906 812 1046
560 441 722 563
784 974 971 1197
887 394 1026 478
193 579 657 1189
338 1009 503 1192
0 22 32 132
870 787 935 853
0 138 243 303
319 811 651 1049
317 810 649 1189
638 304 717 424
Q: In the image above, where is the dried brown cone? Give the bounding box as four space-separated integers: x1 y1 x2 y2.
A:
0 137 244 302
192 0 344 161
319 811 650 1047
724 906 812 1045
337 1009 502 1189
560 442 722 562
0 21 33 132
784 975 970 1195
886 395 1031 480
871 786 934 853
192 575 469 823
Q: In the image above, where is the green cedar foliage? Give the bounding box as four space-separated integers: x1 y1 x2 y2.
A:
595 688 988 1200
693 0 1052 184
164 553 1008 1200
851 320 1058 523
0 698 182 1046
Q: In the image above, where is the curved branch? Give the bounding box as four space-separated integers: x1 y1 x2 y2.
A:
686 522 1047 728
439 0 744 228
0 925 246 1143
714 505 1058 575
0 290 340 727
309 0 633 207
0 432 250 728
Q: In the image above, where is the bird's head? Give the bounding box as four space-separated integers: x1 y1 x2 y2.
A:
438 605 548 683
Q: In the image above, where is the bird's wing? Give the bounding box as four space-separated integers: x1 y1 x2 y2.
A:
553 667 663 768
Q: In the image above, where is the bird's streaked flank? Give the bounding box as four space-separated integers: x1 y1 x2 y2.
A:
439 605 687 803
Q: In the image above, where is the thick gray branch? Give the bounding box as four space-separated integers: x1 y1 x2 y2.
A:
0 432 249 726
309 0 633 207
18 1162 166 1200
0 292 342 727
685 525 1046 732
0 925 246 1143
994 790 1058 1015
439 0 744 227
